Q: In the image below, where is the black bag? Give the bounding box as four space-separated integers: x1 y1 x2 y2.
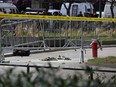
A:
13 49 30 56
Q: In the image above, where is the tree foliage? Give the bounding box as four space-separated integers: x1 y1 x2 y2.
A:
13 0 31 12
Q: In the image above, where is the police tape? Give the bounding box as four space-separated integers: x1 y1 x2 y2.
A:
0 14 116 22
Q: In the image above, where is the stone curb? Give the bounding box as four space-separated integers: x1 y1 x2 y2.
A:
86 62 116 68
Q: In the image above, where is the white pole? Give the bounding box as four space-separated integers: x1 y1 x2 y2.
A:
80 21 84 63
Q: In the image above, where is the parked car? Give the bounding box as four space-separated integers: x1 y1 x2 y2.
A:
48 9 61 16
0 2 19 14
60 2 94 16
24 7 39 15
102 1 116 18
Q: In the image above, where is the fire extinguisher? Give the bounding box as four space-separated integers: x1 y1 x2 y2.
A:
91 39 102 58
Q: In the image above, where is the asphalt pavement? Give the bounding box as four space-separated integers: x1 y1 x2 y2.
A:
0 47 116 80
3 47 116 68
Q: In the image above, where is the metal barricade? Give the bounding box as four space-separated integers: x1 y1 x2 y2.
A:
0 15 116 63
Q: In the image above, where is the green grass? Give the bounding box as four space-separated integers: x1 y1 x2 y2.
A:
3 29 116 42
99 36 116 41
88 56 116 64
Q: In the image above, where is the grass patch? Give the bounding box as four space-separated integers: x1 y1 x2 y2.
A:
88 56 116 64
101 40 116 45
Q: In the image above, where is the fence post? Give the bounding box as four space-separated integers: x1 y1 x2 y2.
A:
27 64 30 74
0 18 4 63
80 21 84 63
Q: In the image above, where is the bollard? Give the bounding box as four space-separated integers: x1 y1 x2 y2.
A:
27 64 30 74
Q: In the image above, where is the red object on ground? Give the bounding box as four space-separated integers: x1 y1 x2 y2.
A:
92 41 98 58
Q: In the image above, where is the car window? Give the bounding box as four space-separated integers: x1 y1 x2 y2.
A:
1 8 18 14
3 8 10 13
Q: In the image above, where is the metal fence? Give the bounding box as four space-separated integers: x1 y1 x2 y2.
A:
2 19 116 49
0 63 116 80
0 16 116 62
0 19 76 51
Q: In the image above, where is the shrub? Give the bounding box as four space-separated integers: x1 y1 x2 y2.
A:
0 66 116 87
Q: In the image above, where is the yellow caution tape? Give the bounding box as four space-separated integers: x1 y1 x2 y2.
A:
0 14 116 22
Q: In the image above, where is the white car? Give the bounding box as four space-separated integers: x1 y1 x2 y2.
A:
60 2 94 16
103 1 116 18
48 9 61 15
0 2 19 14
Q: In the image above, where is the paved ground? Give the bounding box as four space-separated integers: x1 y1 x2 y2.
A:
3 47 116 64
0 47 116 80
1 47 116 70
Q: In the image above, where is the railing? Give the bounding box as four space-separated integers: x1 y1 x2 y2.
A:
0 63 116 79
